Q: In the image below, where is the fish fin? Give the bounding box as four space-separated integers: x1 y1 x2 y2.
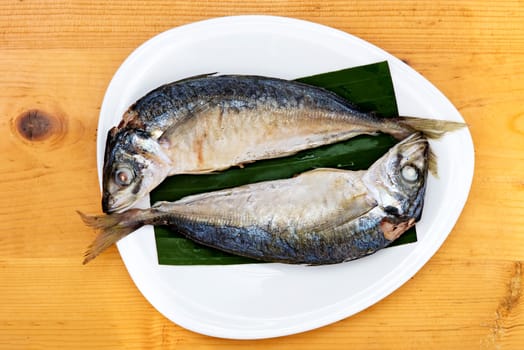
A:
428 148 439 178
397 117 466 139
78 210 143 264
158 97 217 143
312 201 376 234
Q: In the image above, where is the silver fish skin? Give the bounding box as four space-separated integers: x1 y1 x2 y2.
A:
82 132 429 265
102 74 460 213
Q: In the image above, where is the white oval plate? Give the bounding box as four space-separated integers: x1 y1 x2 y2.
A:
97 15 474 339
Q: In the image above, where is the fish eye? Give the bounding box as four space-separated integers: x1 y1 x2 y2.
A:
401 164 419 183
114 167 134 187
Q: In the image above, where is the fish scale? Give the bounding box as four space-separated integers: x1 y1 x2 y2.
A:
132 76 368 131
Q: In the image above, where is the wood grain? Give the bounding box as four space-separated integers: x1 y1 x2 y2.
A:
1 1 523 349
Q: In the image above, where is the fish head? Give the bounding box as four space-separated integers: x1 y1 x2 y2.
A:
363 132 430 220
102 127 171 213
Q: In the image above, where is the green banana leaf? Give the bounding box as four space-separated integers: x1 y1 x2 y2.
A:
152 61 417 265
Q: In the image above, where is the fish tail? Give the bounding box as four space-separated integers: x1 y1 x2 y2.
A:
78 209 146 264
397 117 466 139
428 148 438 178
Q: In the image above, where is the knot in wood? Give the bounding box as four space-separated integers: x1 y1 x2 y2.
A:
15 109 60 141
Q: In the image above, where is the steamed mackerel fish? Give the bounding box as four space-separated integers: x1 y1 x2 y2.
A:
81 133 430 265
103 74 463 213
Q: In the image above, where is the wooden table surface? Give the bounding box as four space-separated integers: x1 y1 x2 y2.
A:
1 1 523 349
